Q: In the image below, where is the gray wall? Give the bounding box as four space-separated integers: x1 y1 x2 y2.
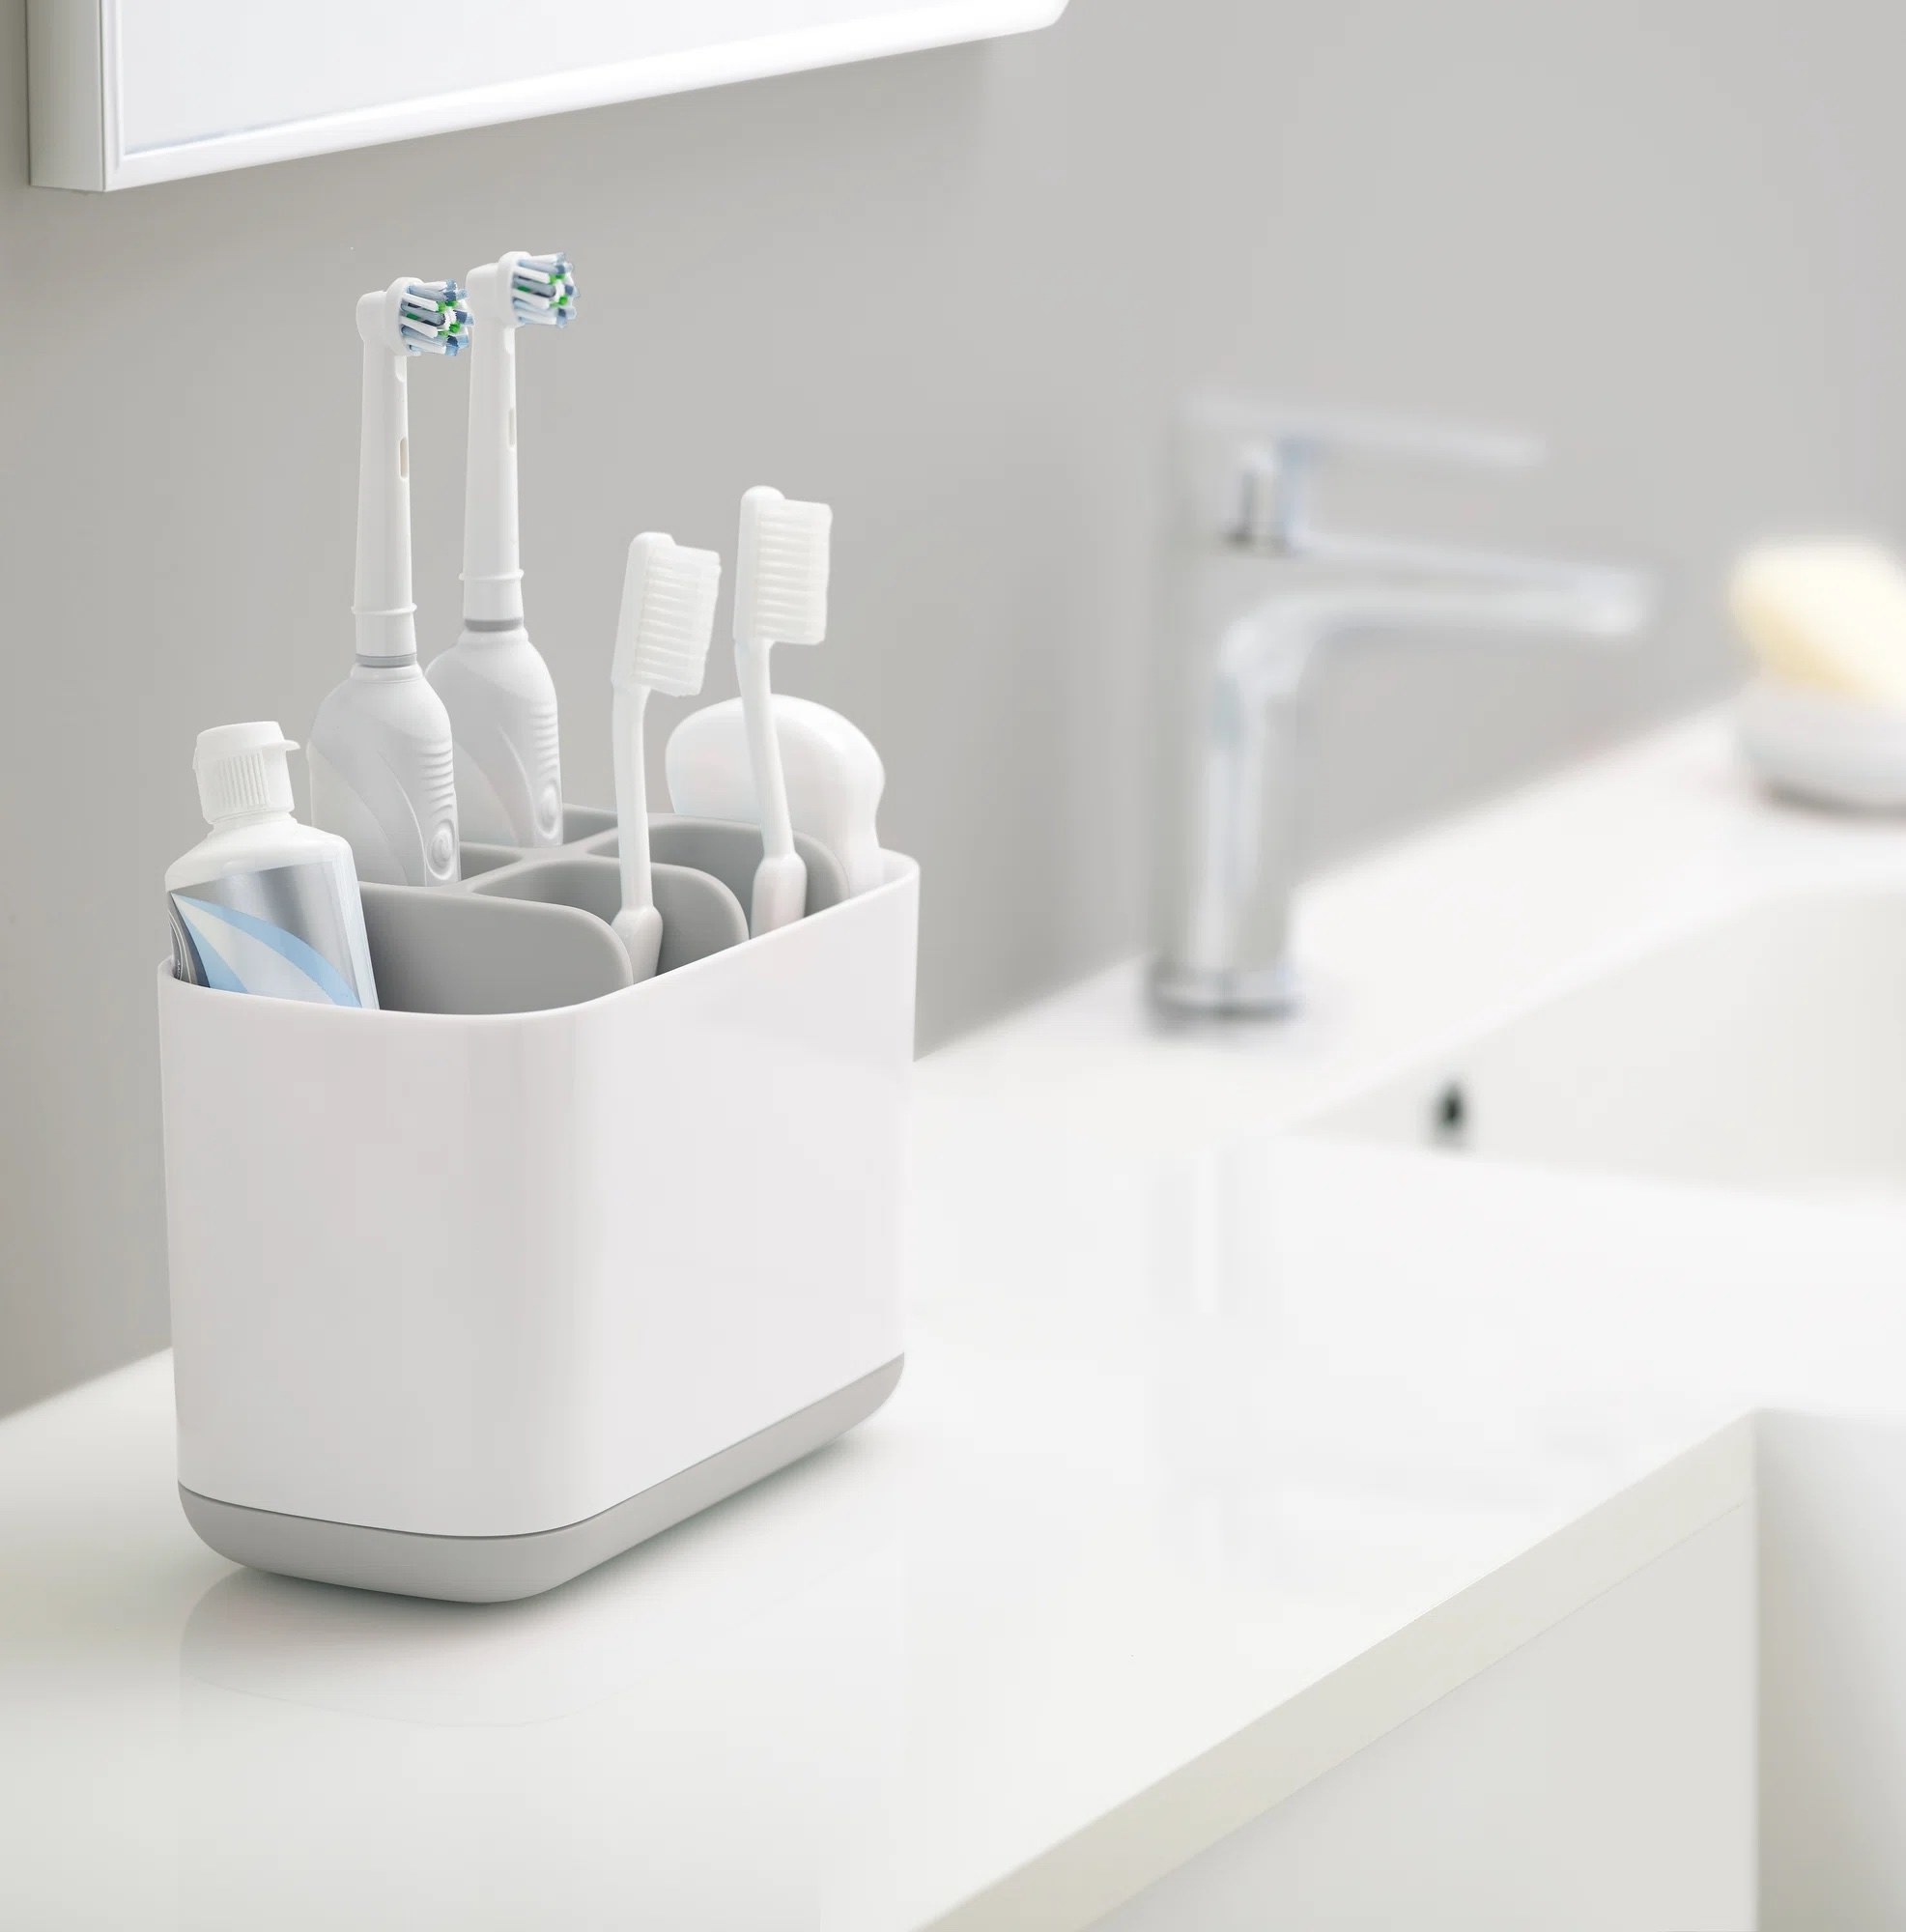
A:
2 0 1900 1412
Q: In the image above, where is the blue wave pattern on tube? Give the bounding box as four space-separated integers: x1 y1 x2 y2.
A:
169 858 374 1008
174 897 361 1006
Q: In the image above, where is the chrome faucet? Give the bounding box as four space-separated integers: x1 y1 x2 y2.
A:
1151 403 1653 1016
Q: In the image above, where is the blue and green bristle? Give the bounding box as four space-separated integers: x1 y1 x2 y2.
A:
511 254 577 327
399 280 470 355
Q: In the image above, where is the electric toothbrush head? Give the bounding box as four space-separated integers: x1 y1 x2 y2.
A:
357 276 470 356
508 251 577 327
464 250 577 331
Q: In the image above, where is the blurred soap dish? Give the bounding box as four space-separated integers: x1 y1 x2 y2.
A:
1737 675 1906 813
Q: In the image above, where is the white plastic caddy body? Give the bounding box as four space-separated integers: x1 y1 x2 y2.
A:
157 854 917 1602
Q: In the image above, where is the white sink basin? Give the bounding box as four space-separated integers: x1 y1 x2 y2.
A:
1318 886 1906 1207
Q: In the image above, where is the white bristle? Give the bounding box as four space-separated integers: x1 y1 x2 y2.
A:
613 534 722 696
734 486 831 646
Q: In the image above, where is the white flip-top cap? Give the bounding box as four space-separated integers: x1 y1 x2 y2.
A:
194 721 298 825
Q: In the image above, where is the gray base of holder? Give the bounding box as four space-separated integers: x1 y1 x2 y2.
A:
180 1356 903 1604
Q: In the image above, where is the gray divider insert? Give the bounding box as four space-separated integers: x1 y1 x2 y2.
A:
457 843 520 879
585 816 847 916
362 883 633 1014
561 805 617 841
356 809 839 1015
469 855 748 974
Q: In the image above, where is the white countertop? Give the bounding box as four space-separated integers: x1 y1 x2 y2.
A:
10 710 1906 1930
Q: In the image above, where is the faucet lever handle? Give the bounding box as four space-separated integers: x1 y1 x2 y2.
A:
1231 412 1544 549
1260 413 1543 472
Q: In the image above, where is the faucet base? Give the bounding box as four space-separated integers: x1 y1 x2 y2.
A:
1151 955 1300 1018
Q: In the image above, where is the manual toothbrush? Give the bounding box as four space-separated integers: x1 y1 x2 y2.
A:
428 251 578 847
731 485 832 934
611 533 724 979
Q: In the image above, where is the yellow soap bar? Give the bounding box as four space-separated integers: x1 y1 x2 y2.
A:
1730 540 1906 708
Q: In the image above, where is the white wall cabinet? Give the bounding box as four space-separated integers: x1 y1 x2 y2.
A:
27 0 1067 191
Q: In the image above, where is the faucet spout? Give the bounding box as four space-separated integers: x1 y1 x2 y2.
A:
1216 570 1653 710
1152 414 1654 1019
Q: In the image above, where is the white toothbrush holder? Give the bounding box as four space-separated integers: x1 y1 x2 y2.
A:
157 838 918 1602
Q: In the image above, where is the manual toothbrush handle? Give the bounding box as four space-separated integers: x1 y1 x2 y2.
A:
730 485 830 935
612 683 663 980
739 636 807 933
611 530 723 980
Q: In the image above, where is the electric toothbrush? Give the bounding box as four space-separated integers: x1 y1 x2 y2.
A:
732 486 832 934
308 277 469 888
611 533 723 980
428 251 578 847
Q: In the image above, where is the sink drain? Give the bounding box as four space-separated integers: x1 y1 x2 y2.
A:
1432 1081 1468 1149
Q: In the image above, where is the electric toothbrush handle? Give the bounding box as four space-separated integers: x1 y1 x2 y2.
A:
354 343 418 664
463 327 524 626
613 684 655 914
